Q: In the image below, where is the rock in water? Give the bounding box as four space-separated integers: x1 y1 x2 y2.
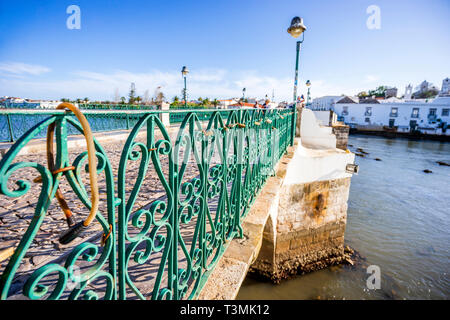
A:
374 158 382 161
344 245 354 255
423 169 432 173
344 257 354 266
436 161 450 166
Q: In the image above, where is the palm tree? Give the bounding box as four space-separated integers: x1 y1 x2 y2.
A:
212 98 219 108
171 96 180 107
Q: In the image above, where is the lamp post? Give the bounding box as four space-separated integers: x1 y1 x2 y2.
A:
306 80 311 105
181 66 189 107
242 87 246 102
287 16 307 104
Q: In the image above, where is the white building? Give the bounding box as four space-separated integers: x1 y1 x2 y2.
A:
37 100 61 108
218 98 240 109
440 78 450 96
310 96 345 111
309 78 450 135
333 97 450 135
0 97 61 109
385 87 398 98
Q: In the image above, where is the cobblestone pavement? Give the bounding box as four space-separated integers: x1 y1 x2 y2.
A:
0 127 220 299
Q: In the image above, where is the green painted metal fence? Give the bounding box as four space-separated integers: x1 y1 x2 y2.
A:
0 107 221 142
0 108 296 300
0 112 146 142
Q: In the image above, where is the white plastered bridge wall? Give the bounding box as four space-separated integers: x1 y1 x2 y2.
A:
300 108 337 149
268 107 355 242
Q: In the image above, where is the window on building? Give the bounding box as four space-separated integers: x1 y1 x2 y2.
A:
411 108 419 118
365 117 370 123
390 107 398 116
365 107 372 116
389 119 395 128
442 109 449 116
429 108 437 116
342 106 348 115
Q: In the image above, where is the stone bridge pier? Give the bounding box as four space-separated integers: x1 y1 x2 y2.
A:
198 106 356 298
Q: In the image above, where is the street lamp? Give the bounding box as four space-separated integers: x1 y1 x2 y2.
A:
306 80 311 105
181 66 189 107
287 16 307 103
242 87 246 102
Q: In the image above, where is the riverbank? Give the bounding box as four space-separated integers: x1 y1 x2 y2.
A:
349 128 450 142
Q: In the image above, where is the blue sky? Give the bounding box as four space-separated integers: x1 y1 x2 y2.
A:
0 0 449 102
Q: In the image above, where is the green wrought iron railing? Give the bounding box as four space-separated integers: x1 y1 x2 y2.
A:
0 110 147 142
0 107 224 142
0 107 296 300
78 103 157 110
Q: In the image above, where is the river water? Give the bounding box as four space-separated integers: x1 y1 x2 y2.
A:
237 135 450 300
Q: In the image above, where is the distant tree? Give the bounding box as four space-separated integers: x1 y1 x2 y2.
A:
120 96 126 104
357 91 368 98
83 97 89 103
135 96 142 105
171 96 180 107
153 86 165 105
212 98 219 108
202 98 210 107
367 86 386 98
413 89 439 99
128 82 136 104
156 92 164 104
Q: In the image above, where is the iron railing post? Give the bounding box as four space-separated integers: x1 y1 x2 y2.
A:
6 114 14 142
291 105 297 146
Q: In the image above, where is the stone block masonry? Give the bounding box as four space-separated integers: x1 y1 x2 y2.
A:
250 177 351 282
332 125 350 150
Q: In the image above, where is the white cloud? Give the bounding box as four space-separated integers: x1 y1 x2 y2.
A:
0 62 51 75
0 65 371 102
